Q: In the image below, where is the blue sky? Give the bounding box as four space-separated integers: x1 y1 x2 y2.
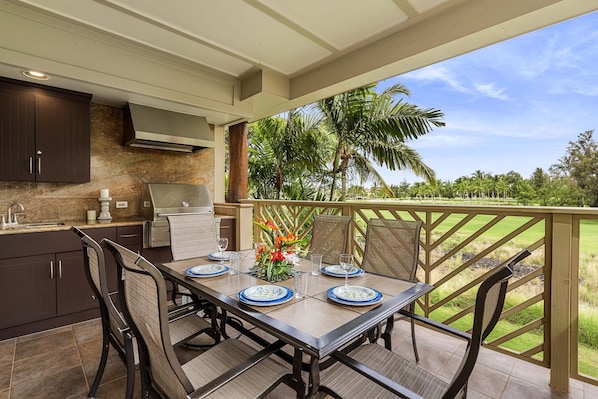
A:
376 10 598 185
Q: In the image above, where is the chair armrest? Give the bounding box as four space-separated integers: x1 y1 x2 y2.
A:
330 350 425 399
398 310 471 341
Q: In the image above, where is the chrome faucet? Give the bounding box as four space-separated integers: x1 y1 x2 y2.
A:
7 203 25 225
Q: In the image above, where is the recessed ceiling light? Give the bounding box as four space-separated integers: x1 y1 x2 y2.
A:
22 70 50 80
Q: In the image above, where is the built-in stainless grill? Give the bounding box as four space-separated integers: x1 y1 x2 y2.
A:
141 183 214 248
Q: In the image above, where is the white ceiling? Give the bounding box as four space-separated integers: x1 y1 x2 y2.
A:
0 0 597 126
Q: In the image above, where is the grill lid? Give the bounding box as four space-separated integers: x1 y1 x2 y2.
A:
141 183 214 221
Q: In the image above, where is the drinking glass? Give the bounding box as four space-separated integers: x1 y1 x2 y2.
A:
217 237 228 264
228 251 241 274
339 253 354 286
294 271 309 298
310 253 323 276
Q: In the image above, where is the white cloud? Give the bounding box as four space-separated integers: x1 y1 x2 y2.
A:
473 83 509 100
401 64 470 94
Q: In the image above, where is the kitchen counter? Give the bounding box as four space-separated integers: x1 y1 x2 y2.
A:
0 215 234 235
0 217 143 235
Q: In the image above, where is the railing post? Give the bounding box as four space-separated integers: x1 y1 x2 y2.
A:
550 213 572 392
342 203 354 254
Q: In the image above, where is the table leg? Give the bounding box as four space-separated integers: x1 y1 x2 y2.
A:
307 355 320 398
293 348 306 399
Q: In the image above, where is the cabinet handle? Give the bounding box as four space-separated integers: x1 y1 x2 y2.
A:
58 260 62 278
37 157 42 175
29 157 33 174
119 234 138 238
50 260 54 279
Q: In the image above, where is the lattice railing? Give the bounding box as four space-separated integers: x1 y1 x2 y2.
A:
245 200 593 372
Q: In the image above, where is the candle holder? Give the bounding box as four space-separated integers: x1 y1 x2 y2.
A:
97 196 113 222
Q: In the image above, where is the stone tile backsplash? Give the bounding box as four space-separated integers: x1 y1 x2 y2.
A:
0 103 215 222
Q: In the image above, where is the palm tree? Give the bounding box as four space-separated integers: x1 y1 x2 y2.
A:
248 109 329 199
317 83 444 200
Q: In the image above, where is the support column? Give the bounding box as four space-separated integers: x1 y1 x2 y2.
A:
227 122 248 203
550 213 572 392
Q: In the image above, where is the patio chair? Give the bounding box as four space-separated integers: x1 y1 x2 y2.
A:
319 249 531 399
167 213 219 304
103 238 292 399
71 227 218 399
309 214 351 265
361 218 423 361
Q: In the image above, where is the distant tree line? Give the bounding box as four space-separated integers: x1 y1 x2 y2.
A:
352 130 598 207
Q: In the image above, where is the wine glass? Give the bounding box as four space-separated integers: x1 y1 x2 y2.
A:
339 253 354 286
217 237 228 264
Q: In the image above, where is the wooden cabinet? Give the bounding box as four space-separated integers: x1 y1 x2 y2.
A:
0 254 56 329
0 83 35 181
0 225 141 338
219 218 236 251
0 77 91 183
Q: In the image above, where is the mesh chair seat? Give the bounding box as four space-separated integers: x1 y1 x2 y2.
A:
168 214 219 303
320 249 531 399
322 343 448 399
182 339 290 398
103 238 292 398
309 214 351 265
361 218 423 360
71 227 217 399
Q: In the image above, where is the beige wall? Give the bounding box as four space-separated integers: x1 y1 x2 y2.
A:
0 103 215 222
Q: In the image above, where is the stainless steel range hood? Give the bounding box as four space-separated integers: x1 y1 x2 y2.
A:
123 103 215 152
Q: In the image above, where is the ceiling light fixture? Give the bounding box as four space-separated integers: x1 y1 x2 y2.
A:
22 70 50 80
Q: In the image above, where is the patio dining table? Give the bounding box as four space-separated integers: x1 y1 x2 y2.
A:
156 251 433 398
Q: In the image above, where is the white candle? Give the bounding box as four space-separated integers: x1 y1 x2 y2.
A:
100 189 109 198
87 210 96 221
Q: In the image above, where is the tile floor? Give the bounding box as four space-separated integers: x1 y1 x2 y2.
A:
0 318 596 399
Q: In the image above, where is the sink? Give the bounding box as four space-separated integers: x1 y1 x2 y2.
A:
6 222 66 229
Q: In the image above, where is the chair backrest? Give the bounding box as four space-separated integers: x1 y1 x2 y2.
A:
309 214 351 265
103 238 193 397
361 218 422 280
167 213 218 261
443 249 531 399
70 227 128 342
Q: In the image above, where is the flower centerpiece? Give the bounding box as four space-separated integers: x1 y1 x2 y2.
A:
251 219 305 282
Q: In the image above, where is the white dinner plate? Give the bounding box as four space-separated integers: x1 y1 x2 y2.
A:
326 287 383 307
185 264 228 277
238 286 293 306
332 285 377 302
242 285 287 302
208 252 232 261
321 265 363 277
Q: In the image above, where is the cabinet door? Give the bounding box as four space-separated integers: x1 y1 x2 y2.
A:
56 250 98 315
0 83 35 181
35 92 90 183
0 254 56 329
220 219 236 250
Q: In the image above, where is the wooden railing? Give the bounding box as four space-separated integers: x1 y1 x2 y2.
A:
242 199 598 391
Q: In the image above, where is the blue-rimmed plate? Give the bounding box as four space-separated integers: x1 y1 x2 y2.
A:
238 286 293 306
185 264 229 278
208 252 232 261
327 286 383 306
242 285 287 302
332 285 377 302
321 265 363 278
